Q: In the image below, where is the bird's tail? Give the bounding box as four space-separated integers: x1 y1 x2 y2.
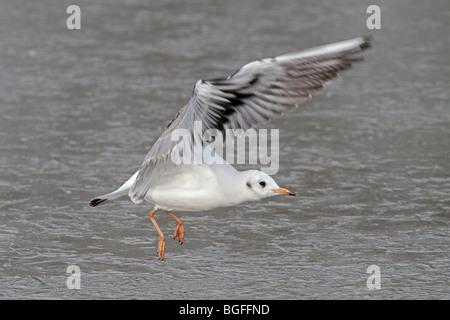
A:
89 189 127 207
89 171 139 207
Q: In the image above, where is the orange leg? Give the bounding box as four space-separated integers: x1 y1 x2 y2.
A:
165 210 185 244
148 208 165 260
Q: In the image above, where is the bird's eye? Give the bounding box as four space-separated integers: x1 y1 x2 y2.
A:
259 181 266 188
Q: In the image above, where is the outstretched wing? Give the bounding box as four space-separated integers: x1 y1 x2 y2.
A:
130 36 372 203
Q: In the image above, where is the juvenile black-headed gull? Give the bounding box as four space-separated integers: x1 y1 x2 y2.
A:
90 36 372 260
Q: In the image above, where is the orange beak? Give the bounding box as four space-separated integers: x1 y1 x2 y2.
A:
273 188 296 196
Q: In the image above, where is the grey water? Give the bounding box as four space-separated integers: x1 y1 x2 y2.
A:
0 0 448 299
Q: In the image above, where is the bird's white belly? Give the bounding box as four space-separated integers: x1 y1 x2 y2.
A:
148 188 228 211
143 163 239 211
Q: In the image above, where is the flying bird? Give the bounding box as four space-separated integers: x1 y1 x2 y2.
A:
89 36 372 260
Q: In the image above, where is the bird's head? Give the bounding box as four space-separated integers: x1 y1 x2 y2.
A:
244 170 296 200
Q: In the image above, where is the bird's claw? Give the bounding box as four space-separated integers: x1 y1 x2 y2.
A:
173 221 185 244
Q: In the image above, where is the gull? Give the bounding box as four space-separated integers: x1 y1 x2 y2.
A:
89 36 372 260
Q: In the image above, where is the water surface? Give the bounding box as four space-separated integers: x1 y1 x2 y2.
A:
0 0 448 299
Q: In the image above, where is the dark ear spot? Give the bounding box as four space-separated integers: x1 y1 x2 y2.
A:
246 182 251 189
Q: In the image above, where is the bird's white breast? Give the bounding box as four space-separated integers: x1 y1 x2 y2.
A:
144 163 245 211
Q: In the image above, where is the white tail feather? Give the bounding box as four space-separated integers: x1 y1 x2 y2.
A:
89 171 138 207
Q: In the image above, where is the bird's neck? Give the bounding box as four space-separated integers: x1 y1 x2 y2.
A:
220 170 260 205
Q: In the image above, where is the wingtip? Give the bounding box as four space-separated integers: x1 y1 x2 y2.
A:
89 198 107 207
360 35 374 50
